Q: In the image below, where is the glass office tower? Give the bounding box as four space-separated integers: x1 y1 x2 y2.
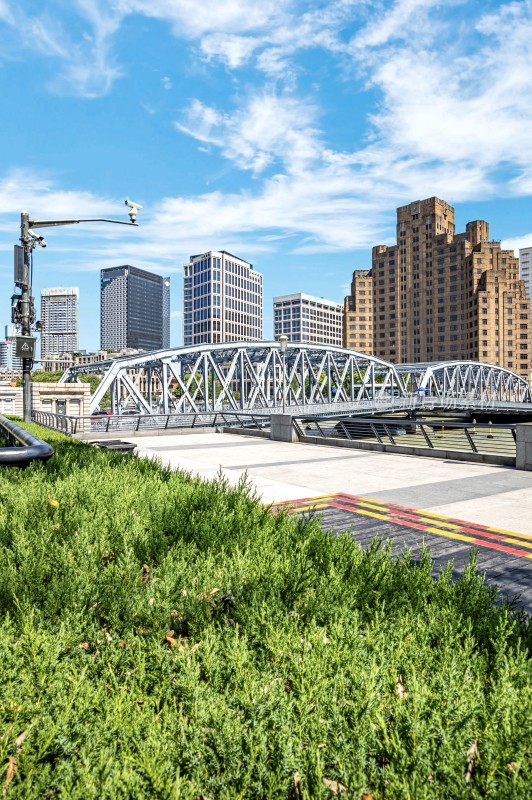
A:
40 287 79 358
101 266 170 351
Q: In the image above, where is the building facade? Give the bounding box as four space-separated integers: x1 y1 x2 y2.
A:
40 287 79 358
183 250 263 346
343 197 530 378
40 348 142 373
519 247 532 298
101 266 170 351
274 293 343 346
519 247 532 365
0 325 23 374
0 341 16 372
343 271 374 352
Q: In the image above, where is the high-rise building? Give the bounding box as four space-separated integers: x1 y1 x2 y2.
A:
519 247 532 360
0 340 14 372
183 250 263 346
2 325 23 372
343 197 530 378
100 266 170 351
273 293 343 346
40 287 79 358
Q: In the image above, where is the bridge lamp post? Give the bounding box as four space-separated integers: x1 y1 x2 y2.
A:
15 201 142 422
280 335 288 414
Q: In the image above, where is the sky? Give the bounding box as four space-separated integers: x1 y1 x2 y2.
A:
1 0 532 352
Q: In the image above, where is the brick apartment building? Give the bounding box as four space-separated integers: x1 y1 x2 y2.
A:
344 197 530 379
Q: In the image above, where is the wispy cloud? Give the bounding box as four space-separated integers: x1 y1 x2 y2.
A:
175 92 321 174
2 0 532 265
0 0 124 97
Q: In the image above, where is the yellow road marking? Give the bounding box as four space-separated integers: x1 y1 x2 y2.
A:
275 493 532 549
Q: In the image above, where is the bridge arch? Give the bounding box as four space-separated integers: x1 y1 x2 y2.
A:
60 341 406 414
395 361 531 403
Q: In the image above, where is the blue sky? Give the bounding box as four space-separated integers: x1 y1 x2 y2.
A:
1 0 532 352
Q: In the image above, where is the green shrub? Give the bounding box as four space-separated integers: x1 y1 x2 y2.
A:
0 424 530 798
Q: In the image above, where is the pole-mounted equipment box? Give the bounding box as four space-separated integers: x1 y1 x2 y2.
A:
15 336 37 360
14 245 27 288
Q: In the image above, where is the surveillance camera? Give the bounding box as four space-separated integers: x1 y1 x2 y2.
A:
125 199 142 224
28 229 47 247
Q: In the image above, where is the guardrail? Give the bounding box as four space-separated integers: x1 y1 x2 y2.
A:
0 415 54 467
31 410 271 436
294 416 517 459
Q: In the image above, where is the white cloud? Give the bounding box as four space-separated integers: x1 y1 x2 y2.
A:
0 0 14 24
353 0 443 49
0 170 122 217
3 0 532 268
502 235 532 256
334 0 532 210
199 33 259 69
176 92 322 174
0 0 124 97
115 0 289 39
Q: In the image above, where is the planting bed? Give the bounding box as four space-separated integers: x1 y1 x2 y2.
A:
0 422 531 798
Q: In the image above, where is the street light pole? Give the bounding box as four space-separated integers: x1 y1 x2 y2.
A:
16 204 140 422
19 211 33 421
280 334 288 414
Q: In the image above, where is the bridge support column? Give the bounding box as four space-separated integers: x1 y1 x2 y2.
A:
515 424 532 470
270 414 299 443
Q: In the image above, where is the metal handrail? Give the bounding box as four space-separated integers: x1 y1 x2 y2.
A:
31 410 272 436
0 416 54 467
295 415 517 458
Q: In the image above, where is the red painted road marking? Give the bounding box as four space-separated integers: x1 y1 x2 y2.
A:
272 492 532 559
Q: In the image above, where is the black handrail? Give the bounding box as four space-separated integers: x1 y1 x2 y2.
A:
0 416 54 467
31 409 272 435
296 415 517 458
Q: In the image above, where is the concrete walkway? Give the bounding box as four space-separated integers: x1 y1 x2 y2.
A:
119 431 532 611
124 431 532 533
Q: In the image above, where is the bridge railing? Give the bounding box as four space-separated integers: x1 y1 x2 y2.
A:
294 415 517 460
31 410 271 436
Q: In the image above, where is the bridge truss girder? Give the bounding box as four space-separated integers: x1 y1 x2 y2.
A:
395 361 531 403
60 342 406 414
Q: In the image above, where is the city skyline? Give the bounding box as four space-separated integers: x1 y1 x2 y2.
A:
1 1 532 351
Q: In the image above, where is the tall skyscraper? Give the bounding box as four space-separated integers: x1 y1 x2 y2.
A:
519 247 532 365
3 325 23 372
344 197 530 379
40 287 79 358
273 293 343 346
183 250 263 346
100 266 170 351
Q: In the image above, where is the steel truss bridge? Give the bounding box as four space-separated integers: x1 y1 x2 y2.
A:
59 342 532 415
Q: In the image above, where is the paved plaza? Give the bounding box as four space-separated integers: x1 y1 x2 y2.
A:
122 432 532 612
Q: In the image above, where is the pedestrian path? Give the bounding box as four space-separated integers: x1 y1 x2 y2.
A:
122 432 532 613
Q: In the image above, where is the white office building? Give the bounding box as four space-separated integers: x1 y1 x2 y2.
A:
273 293 343 346
183 250 263 346
40 287 79 358
0 326 23 373
520 247 532 298
520 247 532 370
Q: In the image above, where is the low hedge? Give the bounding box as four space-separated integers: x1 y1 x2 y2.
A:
0 422 530 798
